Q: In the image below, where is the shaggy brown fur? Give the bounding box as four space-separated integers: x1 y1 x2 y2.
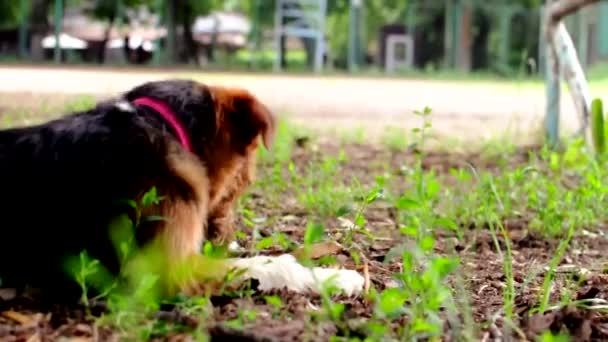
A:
0 80 275 297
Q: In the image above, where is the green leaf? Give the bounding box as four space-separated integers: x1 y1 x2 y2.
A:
433 218 462 239
425 178 440 199
355 215 366 227
377 288 407 318
329 303 345 321
141 187 161 207
395 196 421 210
432 256 459 279
434 217 459 231
366 188 383 203
264 295 283 308
400 226 418 237
335 204 354 217
304 222 325 246
591 98 606 156
420 235 435 252
255 237 275 250
411 318 439 333
141 215 166 223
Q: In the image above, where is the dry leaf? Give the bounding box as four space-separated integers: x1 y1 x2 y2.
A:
291 241 343 260
2 310 34 325
363 261 370 292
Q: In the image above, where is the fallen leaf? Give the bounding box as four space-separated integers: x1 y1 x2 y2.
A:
363 261 370 292
291 241 343 260
2 310 34 325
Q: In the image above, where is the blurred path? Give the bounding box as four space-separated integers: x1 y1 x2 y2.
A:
0 66 580 143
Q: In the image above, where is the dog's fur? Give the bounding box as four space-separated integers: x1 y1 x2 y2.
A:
0 80 273 293
0 79 363 298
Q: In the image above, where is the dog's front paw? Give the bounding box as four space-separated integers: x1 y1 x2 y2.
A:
310 267 365 297
232 254 365 296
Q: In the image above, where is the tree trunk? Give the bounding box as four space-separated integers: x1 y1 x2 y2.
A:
182 0 199 65
98 12 116 64
166 0 178 63
205 15 219 63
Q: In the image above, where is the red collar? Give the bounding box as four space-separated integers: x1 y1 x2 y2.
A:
132 97 193 152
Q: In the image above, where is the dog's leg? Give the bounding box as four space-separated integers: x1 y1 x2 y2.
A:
207 156 256 246
132 149 217 295
206 200 237 246
229 254 365 296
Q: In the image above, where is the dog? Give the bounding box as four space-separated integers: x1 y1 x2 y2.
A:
0 79 363 299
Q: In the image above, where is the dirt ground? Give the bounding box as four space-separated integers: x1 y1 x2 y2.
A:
1 140 608 341
0 65 583 143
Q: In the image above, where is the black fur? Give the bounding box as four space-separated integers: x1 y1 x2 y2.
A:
0 80 215 295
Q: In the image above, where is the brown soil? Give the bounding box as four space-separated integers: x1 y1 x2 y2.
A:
1 139 608 341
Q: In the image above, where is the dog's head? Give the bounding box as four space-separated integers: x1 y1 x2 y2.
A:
125 79 275 155
124 79 275 190
206 85 275 154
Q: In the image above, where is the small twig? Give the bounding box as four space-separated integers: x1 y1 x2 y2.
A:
363 261 370 292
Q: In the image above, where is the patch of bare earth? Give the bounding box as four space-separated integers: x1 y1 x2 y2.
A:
2 139 608 341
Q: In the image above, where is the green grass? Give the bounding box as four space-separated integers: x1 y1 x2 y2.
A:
4 97 608 341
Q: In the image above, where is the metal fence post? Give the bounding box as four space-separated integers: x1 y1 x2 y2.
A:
153 0 164 65
18 0 30 59
348 0 362 72
54 0 63 64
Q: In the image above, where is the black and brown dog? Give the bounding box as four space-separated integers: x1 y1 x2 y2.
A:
0 79 275 296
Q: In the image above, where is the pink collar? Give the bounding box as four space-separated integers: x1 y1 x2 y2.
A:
132 97 193 152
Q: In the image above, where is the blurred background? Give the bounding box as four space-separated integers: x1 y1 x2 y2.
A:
0 0 576 75
0 0 604 144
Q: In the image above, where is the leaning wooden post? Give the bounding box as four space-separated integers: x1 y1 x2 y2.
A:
544 26 561 146
543 0 600 147
553 22 593 140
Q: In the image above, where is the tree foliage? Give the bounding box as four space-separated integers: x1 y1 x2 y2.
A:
0 1 24 29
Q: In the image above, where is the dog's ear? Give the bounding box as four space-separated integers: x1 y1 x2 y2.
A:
210 86 276 151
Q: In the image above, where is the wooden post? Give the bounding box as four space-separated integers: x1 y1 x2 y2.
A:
54 0 63 64
543 0 598 147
